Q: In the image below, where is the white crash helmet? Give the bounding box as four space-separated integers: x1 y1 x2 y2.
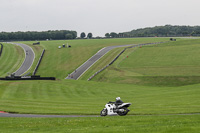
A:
116 97 121 101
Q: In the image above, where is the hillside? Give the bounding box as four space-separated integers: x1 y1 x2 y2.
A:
21 38 169 79
89 39 200 86
124 25 200 37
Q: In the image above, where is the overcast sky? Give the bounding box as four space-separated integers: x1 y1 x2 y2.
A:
0 0 200 37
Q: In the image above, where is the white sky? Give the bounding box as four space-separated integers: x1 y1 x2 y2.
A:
0 0 200 37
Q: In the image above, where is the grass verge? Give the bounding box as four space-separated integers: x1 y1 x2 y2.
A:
0 43 25 77
0 115 200 133
0 80 200 115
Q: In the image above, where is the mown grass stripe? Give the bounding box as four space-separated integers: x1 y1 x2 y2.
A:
0 43 24 77
0 44 12 75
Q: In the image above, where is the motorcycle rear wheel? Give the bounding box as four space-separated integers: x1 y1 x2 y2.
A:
117 107 129 116
100 109 107 116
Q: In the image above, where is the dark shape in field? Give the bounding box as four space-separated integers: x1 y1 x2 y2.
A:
0 75 55 80
170 38 176 41
33 49 45 75
0 43 3 56
33 42 40 45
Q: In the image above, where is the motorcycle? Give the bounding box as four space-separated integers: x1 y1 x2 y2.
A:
100 101 131 116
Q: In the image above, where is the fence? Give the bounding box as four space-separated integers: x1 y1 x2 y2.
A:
88 42 167 81
0 43 3 56
33 49 45 75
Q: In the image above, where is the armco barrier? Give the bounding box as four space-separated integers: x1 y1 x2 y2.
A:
88 42 167 81
33 49 45 75
0 43 3 56
109 49 126 65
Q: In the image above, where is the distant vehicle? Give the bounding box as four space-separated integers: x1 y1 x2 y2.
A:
33 42 40 45
170 38 176 41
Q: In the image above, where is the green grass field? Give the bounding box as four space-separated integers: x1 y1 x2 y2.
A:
0 80 200 115
119 39 200 76
0 43 24 77
20 38 169 79
1 115 200 133
1 38 200 132
91 39 200 86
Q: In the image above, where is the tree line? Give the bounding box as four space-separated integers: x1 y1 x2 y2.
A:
2 25 199 41
105 25 200 38
0 30 77 41
80 32 93 39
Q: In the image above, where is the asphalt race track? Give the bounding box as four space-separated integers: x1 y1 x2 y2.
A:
1 112 199 118
10 42 35 76
0 113 99 118
66 44 138 80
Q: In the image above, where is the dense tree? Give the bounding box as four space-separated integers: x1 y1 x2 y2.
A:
80 32 86 38
110 32 118 38
125 25 200 37
71 31 77 39
87 33 93 39
118 33 124 38
105 33 110 38
103 25 200 39
104 25 200 38
0 30 77 41
65 33 73 39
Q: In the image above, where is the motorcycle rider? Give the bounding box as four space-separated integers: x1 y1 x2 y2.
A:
109 97 124 107
115 97 124 107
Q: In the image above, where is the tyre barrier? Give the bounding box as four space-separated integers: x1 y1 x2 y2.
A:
88 42 167 81
0 75 55 80
0 43 3 57
33 49 45 75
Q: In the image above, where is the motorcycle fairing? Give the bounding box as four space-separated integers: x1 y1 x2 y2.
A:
105 104 118 116
117 103 131 108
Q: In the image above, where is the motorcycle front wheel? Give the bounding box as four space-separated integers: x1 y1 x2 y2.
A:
100 109 107 116
117 107 129 116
